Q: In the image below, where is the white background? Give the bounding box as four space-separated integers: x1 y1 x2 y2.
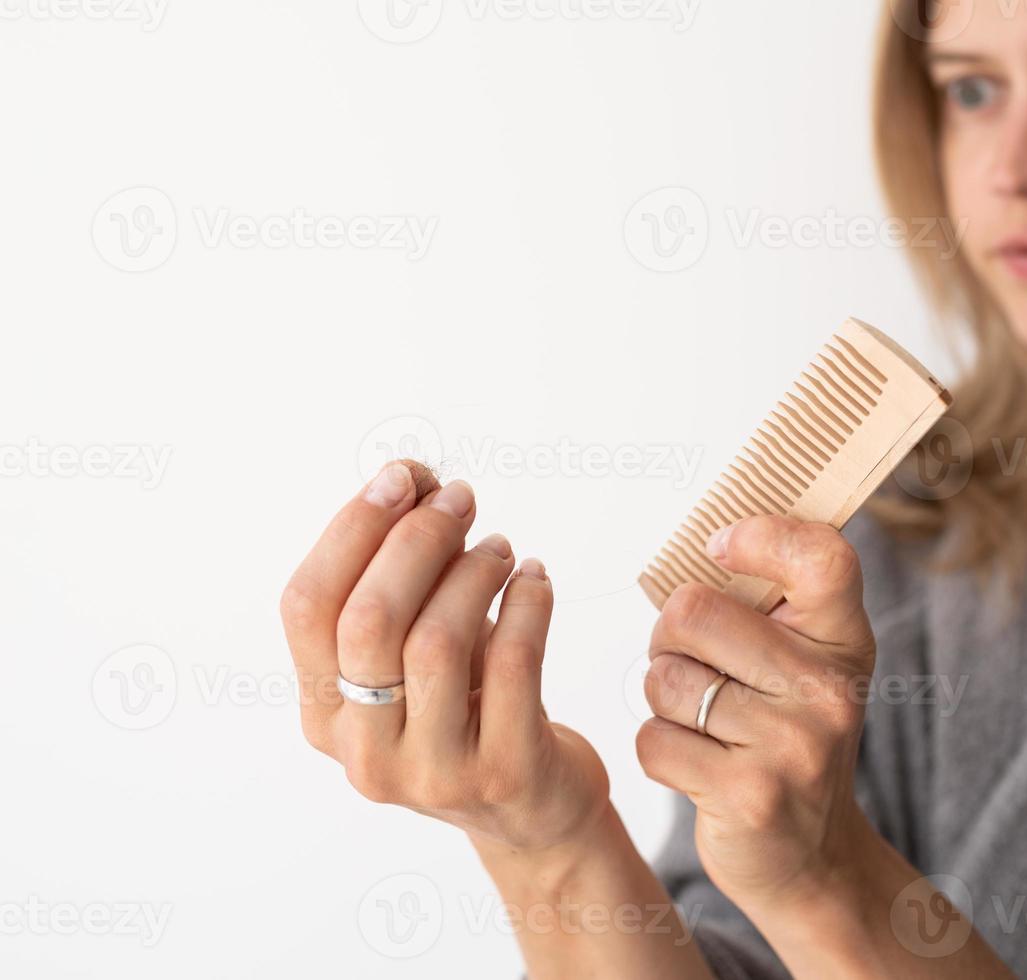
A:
0 1 953 977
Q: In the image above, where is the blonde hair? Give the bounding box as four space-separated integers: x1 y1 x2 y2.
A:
867 0 1027 597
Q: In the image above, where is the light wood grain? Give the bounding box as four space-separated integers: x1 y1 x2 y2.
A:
638 318 952 613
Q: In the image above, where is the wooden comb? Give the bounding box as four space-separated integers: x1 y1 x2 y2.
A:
638 318 952 613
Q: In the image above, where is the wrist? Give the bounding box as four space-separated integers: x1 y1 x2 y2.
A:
741 809 889 977
469 799 621 895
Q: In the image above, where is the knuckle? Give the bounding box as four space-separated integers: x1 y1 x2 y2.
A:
781 727 827 787
405 619 461 669
792 525 859 587
407 773 453 810
664 582 718 638
393 512 451 550
644 656 691 717
820 694 864 736
738 771 786 830
279 577 321 634
345 744 396 804
488 638 543 677
323 509 365 547
635 719 667 773
338 594 398 651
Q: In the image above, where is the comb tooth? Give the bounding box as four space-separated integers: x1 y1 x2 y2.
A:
675 525 731 584
718 471 767 516
669 531 730 586
750 433 811 489
777 401 836 458
726 464 787 515
712 482 758 519
646 561 679 598
836 335 889 384
766 417 824 472
801 371 862 427
786 389 845 447
709 486 749 522
734 456 794 509
826 342 883 396
688 511 718 537
820 346 879 405
744 443 803 498
792 378 850 435
698 494 735 526
659 543 719 589
810 360 870 417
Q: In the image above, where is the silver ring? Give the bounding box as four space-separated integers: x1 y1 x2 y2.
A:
337 673 406 706
696 672 729 736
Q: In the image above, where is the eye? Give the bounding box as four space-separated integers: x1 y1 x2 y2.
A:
944 75 999 111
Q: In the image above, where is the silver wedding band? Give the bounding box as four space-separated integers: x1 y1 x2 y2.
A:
696 672 729 736
337 673 406 706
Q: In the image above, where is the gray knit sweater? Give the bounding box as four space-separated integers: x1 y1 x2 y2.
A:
653 508 1027 977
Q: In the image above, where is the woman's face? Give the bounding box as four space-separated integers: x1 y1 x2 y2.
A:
927 1 1027 341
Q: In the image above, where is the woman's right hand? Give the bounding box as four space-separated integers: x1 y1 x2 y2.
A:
280 459 610 854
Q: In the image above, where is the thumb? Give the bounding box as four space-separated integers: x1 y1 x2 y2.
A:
706 514 873 650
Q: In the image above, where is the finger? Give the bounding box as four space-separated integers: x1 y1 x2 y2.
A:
337 479 477 732
470 617 494 692
280 460 424 746
480 559 552 754
650 582 807 690
635 716 733 804
404 534 515 743
706 515 872 648
644 654 778 746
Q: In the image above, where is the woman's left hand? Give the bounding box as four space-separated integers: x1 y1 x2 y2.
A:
636 514 877 915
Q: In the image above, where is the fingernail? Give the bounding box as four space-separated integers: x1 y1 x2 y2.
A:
478 533 512 559
517 557 546 580
429 479 474 518
364 462 413 508
706 524 735 561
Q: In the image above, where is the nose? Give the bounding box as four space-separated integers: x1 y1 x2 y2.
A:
991 97 1027 197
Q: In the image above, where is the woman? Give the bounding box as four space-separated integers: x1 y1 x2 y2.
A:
280 2 1026 975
